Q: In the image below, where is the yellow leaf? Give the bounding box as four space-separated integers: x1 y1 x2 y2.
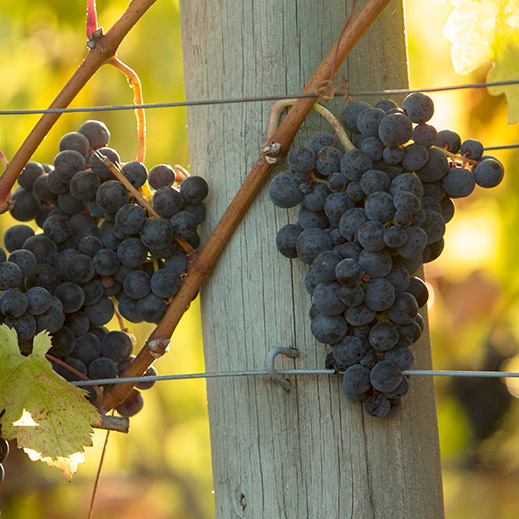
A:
487 6 519 123
443 0 497 74
0 325 101 480
24 448 86 483
442 0 519 123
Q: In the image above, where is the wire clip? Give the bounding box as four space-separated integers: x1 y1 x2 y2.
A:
267 346 299 390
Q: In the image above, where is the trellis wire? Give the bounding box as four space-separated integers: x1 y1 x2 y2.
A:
2 79 518 150
1 79 518 115
8 77 518 388
70 369 519 387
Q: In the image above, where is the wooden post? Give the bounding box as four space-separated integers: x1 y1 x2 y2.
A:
180 1 444 516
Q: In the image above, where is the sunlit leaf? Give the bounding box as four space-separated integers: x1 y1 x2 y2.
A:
442 0 519 122
443 0 496 74
0 325 101 480
487 16 519 123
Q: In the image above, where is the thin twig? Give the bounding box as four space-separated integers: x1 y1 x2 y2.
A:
108 57 147 163
316 0 358 101
102 0 393 412
86 0 99 40
88 420 112 519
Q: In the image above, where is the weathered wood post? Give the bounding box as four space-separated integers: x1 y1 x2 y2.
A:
180 1 444 516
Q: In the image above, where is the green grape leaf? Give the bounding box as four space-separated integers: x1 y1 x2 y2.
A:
442 0 519 123
0 325 101 480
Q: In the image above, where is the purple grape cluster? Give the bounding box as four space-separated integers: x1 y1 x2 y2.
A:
270 93 504 419
4 120 208 416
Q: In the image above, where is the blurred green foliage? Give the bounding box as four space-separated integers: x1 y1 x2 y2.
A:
1 1 519 518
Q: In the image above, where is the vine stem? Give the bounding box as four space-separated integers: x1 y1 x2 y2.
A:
0 0 158 213
102 0 392 412
266 99 355 151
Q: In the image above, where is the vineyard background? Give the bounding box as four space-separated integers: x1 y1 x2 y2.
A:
1 1 519 518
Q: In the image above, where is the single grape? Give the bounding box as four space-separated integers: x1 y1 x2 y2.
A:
473 158 504 188
101 331 133 362
402 92 434 123
342 364 372 397
150 268 181 299
269 171 303 208
378 113 413 147
369 321 399 353
276 224 303 258
179 175 209 204
116 389 144 417
148 164 176 189
78 120 110 149
370 360 402 393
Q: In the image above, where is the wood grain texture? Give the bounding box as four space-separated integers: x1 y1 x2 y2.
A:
180 1 444 517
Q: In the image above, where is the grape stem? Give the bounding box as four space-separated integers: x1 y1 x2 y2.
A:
0 0 158 214
101 0 393 412
108 57 147 163
93 150 193 254
432 145 480 167
267 100 355 152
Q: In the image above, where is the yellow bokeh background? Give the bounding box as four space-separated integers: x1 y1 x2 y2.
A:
0 1 519 517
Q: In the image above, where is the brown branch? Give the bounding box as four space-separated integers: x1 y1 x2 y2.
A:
94 414 129 433
102 0 392 412
0 0 157 213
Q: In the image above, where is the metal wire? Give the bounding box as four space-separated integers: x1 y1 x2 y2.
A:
8 77 519 390
1 79 518 116
70 368 519 387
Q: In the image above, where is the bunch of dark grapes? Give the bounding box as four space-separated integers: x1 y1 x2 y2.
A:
4 120 208 416
269 93 504 419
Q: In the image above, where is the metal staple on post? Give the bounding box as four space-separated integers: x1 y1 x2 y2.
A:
266 346 299 390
